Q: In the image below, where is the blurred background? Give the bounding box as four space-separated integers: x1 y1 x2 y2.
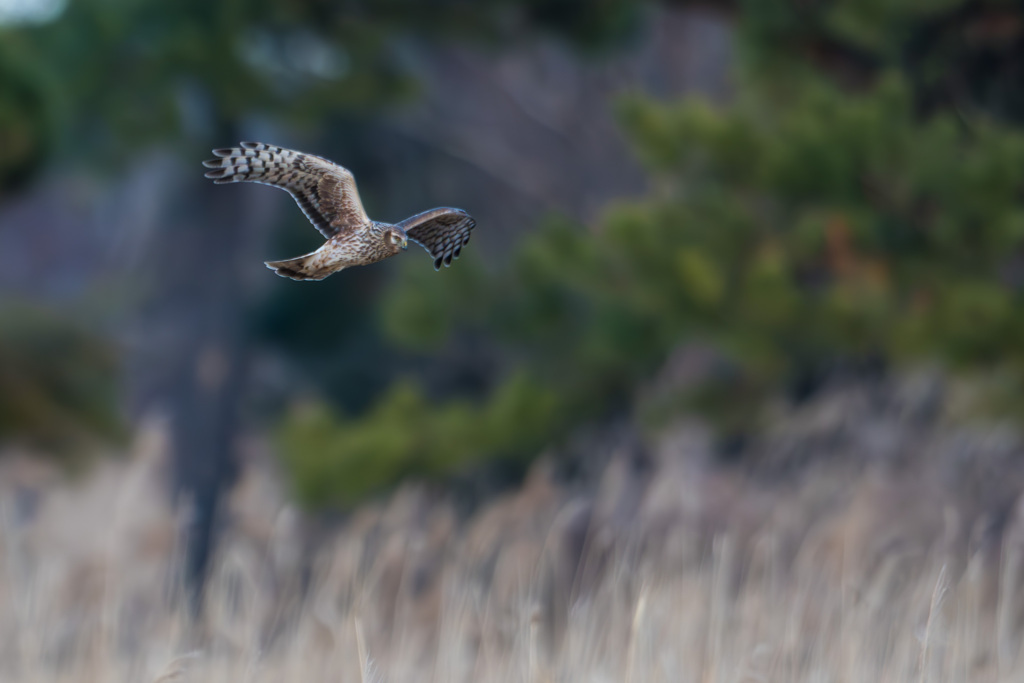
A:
5 0 1024 680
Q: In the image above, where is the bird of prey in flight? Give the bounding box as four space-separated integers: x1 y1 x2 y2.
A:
203 142 476 281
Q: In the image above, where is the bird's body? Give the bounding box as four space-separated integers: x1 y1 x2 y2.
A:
202 142 475 280
268 220 406 281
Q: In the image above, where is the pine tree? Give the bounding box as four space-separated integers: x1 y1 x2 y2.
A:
279 0 1024 506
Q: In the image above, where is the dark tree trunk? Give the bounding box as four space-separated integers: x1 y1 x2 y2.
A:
136 126 277 611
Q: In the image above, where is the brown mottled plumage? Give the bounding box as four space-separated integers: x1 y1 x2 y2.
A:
202 142 476 280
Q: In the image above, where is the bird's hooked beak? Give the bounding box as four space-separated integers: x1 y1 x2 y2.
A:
401 237 408 251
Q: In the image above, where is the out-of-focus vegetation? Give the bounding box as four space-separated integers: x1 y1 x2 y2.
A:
0 0 646 475
5 0 1024 509
0 304 121 456
0 45 53 191
1 0 647 167
279 374 563 504
282 0 1024 506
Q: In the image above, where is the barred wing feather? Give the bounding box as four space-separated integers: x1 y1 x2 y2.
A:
398 207 476 270
202 142 370 239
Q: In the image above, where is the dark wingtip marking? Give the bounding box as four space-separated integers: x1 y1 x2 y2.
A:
444 253 453 266
453 247 462 258
433 257 443 270
240 141 261 150
265 261 302 280
202 159 223 169
212 148 235 157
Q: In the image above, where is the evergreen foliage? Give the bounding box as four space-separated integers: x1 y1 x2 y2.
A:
279 374 563 506
280 1 1024 506
0 0 645 459
5 0 1022 503
0 43 54 191
0 304 122 457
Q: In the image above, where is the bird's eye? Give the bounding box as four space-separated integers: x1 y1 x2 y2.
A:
389 232 398 244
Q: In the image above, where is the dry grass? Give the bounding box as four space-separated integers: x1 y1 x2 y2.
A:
1 415 1023 682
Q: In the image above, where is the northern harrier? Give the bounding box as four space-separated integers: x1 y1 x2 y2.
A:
203 142 476 280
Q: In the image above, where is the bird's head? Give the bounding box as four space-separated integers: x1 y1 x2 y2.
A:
385 228 408 253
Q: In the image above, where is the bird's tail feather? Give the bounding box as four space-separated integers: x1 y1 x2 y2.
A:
265 249 340 281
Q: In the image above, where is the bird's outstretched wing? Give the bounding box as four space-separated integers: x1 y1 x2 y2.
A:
398 207 476 270
202 142 370 239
